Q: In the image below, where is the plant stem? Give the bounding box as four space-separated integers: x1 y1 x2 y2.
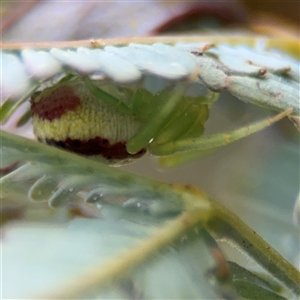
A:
206 200 300 298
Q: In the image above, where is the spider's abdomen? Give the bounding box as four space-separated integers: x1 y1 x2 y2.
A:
31 80 145 162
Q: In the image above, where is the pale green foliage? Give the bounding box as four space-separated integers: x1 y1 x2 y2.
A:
1 38 299 299
1 130 299 299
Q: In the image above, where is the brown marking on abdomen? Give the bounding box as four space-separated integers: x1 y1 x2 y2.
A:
31 86 81 121
44 137 146 160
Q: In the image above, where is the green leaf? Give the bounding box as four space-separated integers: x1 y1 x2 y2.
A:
0 100 15 122
229 262 286 299
233 281 287 300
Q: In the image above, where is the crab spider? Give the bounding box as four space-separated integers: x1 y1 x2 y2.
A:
1 38 299 299
31 75 292 166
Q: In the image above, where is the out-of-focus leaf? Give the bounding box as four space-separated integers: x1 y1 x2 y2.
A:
233 281 287 300
0 101 15 122
1 217 152 299
1 1 247 42
229 262 285 297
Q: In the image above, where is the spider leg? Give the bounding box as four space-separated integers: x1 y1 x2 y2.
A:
126 71 219 155
126 82 189 154
84 77 194 155
83 77 131 114
149 101 209 146
150 109 293 166
0 84 39 123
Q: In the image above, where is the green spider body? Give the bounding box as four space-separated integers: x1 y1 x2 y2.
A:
31 76 210 164
31 79 144 162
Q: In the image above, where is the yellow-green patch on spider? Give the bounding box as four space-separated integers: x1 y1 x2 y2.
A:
30 75 208 164
31 77 146 164
31 75 292 167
